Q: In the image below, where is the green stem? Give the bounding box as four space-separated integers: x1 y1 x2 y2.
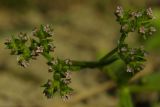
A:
100 47 118 62
119 87 134 107
99 33 127 62
71 55 119 69
41 32 128 70
42 48 120 69
42 52 118 69
119 33 127 44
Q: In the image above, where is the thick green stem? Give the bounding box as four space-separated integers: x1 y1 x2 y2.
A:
42 46 120 70
100 47 118 62
43 53 118 69
71 55 119 69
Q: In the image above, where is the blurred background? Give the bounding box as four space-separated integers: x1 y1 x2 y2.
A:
0 0 160 107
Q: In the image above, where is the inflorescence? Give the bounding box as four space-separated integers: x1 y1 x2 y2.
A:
5 24 73 100
4 6 156 100
115 6 156 73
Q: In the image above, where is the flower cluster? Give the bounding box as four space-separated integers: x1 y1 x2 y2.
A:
139 26 156 39
118 44 147 73
5 24 73 99
115 6 156 73
5 25 55 68
5 33 31 68
43 59 73 99
115 6 156 39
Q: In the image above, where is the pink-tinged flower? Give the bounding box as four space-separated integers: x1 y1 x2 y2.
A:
61 92 72 102
43 24 54 36
4 38 11 45
121 24 129 32
139 26 146 34
35 46 44 54
126 65 134 72
65 59 72 65
48 66 53 72
146 8 153 18
51 59 58 65
131 11 142 18
115 6 124 18
48 44 55 52
18 32 28 41
149 27 156 32
61 71 72 84
120 47 127 52
32 27 38 36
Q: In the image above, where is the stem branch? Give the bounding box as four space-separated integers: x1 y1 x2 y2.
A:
71 55 119 69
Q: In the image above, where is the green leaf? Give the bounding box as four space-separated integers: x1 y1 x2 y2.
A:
119 87 134 107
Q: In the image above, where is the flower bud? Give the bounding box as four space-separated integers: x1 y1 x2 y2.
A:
48 66 53 72
32 27 38 36
51 59 58 65
115 6 124 18
120 47 128 52
35 46 44 54
139 26 146 34
65 59 72 65
127 65 134 72
4 39 11 45
121 24 129 32
17 57 29 68
61 71 72 84
47 79 52 87
48 44 55 52
18 32 28 41
64 71 72 79
146 8 153 19
43 24 54 36
130 48 136 55
131 11 142 18
31 50 38 59
61 78 71 84
61 93 72 101
149 26 156 32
